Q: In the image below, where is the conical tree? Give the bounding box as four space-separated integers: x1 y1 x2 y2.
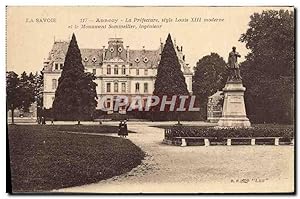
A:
153 34 189 121
52 33 97 123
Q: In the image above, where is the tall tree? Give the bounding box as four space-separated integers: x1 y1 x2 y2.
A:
240 9 294 77
239 9 294 123
52 33 97 123
192 53 227 119
154 34 189 96
19 71 35 112
34 72 44 117
7 72 21 124
7 71 36 124
153 34 189 121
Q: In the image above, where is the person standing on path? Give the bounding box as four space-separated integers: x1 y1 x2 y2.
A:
118 120 128 138
118 120 124 137
123 120 128 138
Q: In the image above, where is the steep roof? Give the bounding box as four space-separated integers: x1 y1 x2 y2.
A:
43 41 103 71
81 49 103 66
47 41 69 62
43 39 191 74
129 49 160 68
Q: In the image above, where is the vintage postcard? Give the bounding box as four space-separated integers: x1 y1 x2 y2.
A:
6 6 295 194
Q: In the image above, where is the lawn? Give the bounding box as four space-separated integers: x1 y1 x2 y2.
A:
7 125 144 193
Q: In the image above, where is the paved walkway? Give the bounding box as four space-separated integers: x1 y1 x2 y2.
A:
57 123 294 193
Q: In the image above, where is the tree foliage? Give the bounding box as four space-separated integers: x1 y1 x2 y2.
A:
240 9 294 124
34 72 44 116
52 33 98 121
239 9 294 77
154 33 189 96
192 53 227 119
7 71 38 124
152 34 189 121
19 72 35 112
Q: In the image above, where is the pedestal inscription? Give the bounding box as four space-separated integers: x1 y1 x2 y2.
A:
218 80 251 128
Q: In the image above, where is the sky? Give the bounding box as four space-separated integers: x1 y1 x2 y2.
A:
6 6 293 74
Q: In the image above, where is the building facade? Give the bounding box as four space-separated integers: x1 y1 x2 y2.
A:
42 37 193 113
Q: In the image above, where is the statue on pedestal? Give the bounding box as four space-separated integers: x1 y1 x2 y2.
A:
227 46 242 81
217 46 251 128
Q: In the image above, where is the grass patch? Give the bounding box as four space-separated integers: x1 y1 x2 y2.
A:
8 125 144 192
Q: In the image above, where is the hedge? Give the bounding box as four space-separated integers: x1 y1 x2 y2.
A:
165 125 294 140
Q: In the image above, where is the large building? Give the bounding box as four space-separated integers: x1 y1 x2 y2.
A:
42 37 193 113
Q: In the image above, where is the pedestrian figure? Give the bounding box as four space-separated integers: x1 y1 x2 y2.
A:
41 117 46 125
118 120 124 137
51 118 54 125
37 117 41 125
123 120 128 138
118 120 128 138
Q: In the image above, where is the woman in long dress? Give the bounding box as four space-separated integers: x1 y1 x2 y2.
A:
118 120 124 137
123 121 128 138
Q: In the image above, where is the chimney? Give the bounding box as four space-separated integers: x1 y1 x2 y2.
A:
126 46 129 62
102 46 105 61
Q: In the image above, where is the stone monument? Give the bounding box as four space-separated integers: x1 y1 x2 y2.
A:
217 47 251 128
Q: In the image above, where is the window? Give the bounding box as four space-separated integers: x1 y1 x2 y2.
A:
144 83 148 93
136 68 139 75
107 65 111 74
92 69 96 75
52 79 57 89
114 65 118 75
144 69 148 75
55 63 59 70
107 83 111 93
114 82 118 93
107 101 111 109
121 83 126 93
60 63 64 69
135 83 140 93
122 65 126 75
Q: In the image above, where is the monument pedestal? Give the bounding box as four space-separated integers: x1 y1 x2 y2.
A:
218 80 251 128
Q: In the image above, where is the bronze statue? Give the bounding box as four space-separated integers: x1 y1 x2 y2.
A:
227 46 242 81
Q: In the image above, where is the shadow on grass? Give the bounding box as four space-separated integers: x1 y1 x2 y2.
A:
8 124 136 134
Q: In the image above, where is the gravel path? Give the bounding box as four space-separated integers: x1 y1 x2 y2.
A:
57 124 294 193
